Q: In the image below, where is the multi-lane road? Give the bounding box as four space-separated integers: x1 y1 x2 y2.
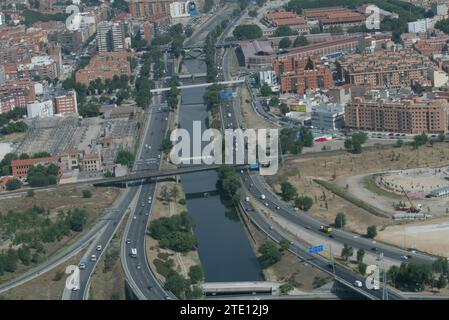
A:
120 80 174 300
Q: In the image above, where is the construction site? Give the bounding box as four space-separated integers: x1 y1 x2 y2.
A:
270 142 449 257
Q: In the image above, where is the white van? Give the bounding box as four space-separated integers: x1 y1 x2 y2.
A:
131 248 137 258
354 280 363 288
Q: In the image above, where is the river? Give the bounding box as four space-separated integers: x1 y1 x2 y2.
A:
177 59 263 282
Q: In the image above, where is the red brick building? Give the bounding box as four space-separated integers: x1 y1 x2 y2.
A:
55 90 78 115
273 56 333 94
11 156 59 179
75 52 132 86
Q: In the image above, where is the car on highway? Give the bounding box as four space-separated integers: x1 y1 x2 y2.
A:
133 215 137 220
130 248 137 258
141 202 145 207
354 280 363 288
400 255 409 260
78 261 87 270
96 245 102 251
90 254 97 262
136 264 141 270
126 239 131 244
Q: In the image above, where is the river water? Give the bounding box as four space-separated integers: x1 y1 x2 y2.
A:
177 59 262 282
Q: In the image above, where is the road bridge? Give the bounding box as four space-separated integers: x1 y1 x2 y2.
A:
93 164 247 186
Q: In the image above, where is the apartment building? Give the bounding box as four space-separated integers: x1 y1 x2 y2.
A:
55 90 78 115
345 96 449 134
129 0 174 19
75 52 132 85
338 49 432 88
273 56 333 94
97 21 126 53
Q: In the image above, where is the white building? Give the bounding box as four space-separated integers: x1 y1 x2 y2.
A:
311 103 345 130
27 100 54 118
259 70 279 91
407 18 436 33
170 1 198 18
0 12 5 26
428 68 449 87
432 3 447 16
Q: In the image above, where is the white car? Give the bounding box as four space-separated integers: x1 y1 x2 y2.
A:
90 254 97 262
354 280 363 288
96 245 102 251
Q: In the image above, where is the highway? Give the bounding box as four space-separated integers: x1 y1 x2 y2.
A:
240 196 403 300
120 54 176 300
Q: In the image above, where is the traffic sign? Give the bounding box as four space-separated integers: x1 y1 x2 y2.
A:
309 244 324 254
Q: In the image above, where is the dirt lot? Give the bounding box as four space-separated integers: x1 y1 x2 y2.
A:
0 132 26 143
269 142 449 253
239 87 278 130
0 251 85 300
147 181 201 282
0 187 121 282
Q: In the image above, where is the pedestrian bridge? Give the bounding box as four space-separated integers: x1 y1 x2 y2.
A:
150 80 245 94
201 282 279 296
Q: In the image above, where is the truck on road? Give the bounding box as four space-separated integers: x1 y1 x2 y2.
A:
320 225 332 233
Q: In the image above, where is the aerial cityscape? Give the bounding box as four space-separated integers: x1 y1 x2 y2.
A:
1 0 449 307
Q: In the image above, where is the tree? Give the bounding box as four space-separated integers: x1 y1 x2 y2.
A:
334 212 346 228
436 274 448 289
268 97 280 108
388 263 433 292
356 249 365 263
232 24 262 40
413 133 428 148
366 225 377 239
280 181 297 201
171 185 179 202
165 272 190 298
395 139 404 148
115 150 134 167
345 132 368 154
274 25 295 37
341 244 353 261
248 9 258 18
82 190 92 198
432 257 449 275
438 133 445 142
295 196 313 211
258 241 282 268
279 37 291 49
279 103 289 115
359 261 367 275
260 83 272 96
160 185 172 202
188 265 204 284
69 209 87 232
279 239 291 252
6 179 22 191
293 35 309 47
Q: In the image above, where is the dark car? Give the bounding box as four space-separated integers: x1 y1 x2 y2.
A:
371 247 378 252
